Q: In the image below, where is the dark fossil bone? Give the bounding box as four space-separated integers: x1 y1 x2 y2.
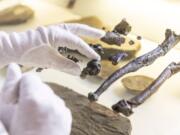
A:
113 18 131 35
101 31 126 46
109 52 128 65
89 43 104 55
36 67 44 72
100 18 131 44
88 29 180 102
101 19 132 46
112 61 180 116
80 60 101 78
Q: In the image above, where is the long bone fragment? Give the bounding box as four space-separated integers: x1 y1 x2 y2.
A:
88 29 180 101
112 61 180 116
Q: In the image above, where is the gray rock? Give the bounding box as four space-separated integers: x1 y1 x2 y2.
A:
48 83 132 135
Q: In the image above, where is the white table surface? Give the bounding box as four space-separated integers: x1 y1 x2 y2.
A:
0 1 180 135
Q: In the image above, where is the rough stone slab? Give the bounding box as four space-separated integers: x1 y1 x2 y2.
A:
48 83 132 135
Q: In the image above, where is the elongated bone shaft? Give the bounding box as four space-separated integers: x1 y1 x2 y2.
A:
112 62 180 116
88 29 180 102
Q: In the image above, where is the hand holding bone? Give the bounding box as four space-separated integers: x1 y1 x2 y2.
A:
0 24 105 75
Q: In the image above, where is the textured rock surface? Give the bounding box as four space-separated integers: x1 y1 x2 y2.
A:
48 83 132 135
0 4 34 25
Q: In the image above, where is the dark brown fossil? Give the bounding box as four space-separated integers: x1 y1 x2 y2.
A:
137 36 142 40
101 19 132 46
81 60 101 78
88 29 180 102
108 52 128 65
129 40 135 45
36 68 44 72
113 19 132 35
112 62 180 116
89 43 104 55
101 32 126 46
18 64 23 68
102 27 106 30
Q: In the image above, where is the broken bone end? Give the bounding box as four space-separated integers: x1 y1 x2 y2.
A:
112 99 133 116
88 92 99 102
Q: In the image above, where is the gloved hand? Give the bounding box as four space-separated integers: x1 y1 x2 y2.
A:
0 23 105 75
0 121 8 135
0 63 72 135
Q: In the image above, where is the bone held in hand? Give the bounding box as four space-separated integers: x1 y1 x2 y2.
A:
112 61 180 116
88 29 180 102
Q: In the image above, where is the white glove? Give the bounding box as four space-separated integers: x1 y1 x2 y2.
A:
0 63 72 135
0 121 8 135
0 23 105 75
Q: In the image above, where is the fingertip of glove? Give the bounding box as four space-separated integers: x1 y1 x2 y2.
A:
65 63 81 76
6 63 22 80
20 73 41 89
88 51 101 61
95 29 106 38
94 53 101 61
